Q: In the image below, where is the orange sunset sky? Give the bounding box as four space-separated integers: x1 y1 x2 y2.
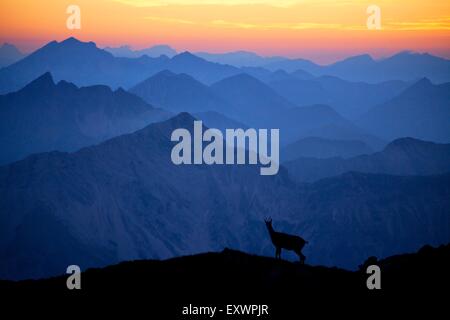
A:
1 0 450 64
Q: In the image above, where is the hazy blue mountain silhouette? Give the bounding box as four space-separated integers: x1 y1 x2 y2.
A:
264 57 321 73
0 43 25 68
0 113 449 280
265 51 450 83
273 104 358 145
241 66 313 83
358 78 450 143
104 44 177 58
131 70 368 145
210 73 295 126
0 37 241 94
352 51 450 83
239 66 312 83
129 70 235 114
239 66 274 82
210 73 382 145
0 37 167 93
282 137 373 161
236 67 408 119
195 50 287 67
317 54 377 81
269 75 409 119
166 51 240 84
0 72 170 164
284 137 450 182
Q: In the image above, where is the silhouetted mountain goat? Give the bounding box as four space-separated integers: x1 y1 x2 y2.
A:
264 218 308 263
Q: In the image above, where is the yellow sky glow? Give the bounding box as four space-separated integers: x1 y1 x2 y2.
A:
1 0 449 63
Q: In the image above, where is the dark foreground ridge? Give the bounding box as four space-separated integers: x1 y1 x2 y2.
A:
1 245 448 317
1 244 448 297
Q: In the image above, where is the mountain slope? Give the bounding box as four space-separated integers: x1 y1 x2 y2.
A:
358 78 450 143
129 70 234 114
296 172 450 268
0 112 297 280
0 43 26 68
268 75 409 119
0 72 170 164
284 137 450 182
211 73 383 145
210 73 296 126
167 51 240 84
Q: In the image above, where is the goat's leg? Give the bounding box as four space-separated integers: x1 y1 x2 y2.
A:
299 252 306 264
295 249 306 264
276 247 281 259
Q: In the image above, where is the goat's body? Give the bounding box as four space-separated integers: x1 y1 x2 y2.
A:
265 221 308 263
270 231 306 251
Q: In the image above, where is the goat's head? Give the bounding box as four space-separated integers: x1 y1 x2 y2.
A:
264 217 273 228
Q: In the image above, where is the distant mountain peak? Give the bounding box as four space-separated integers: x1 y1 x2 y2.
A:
386 50 448 63
151 112 196 131
391 50 414 57
342 54 374 63
415 77 432 85
174 111 195 121
153 69 177 77
114 87 127 94
405 77 433 92
0 43 25 67
62 36 79 42
212 72 269 90
135 70 197 87
175 51 195 57
23 72 55 90
56 79 78 90
1 43 19 50
61 36 84 45
57 37 98 50
172 51 204 63
385 137 433 150
150 44 174 50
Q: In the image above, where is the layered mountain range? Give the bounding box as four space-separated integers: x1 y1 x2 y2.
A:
1 114 449 280
0 37 449 281
0 72 169 164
